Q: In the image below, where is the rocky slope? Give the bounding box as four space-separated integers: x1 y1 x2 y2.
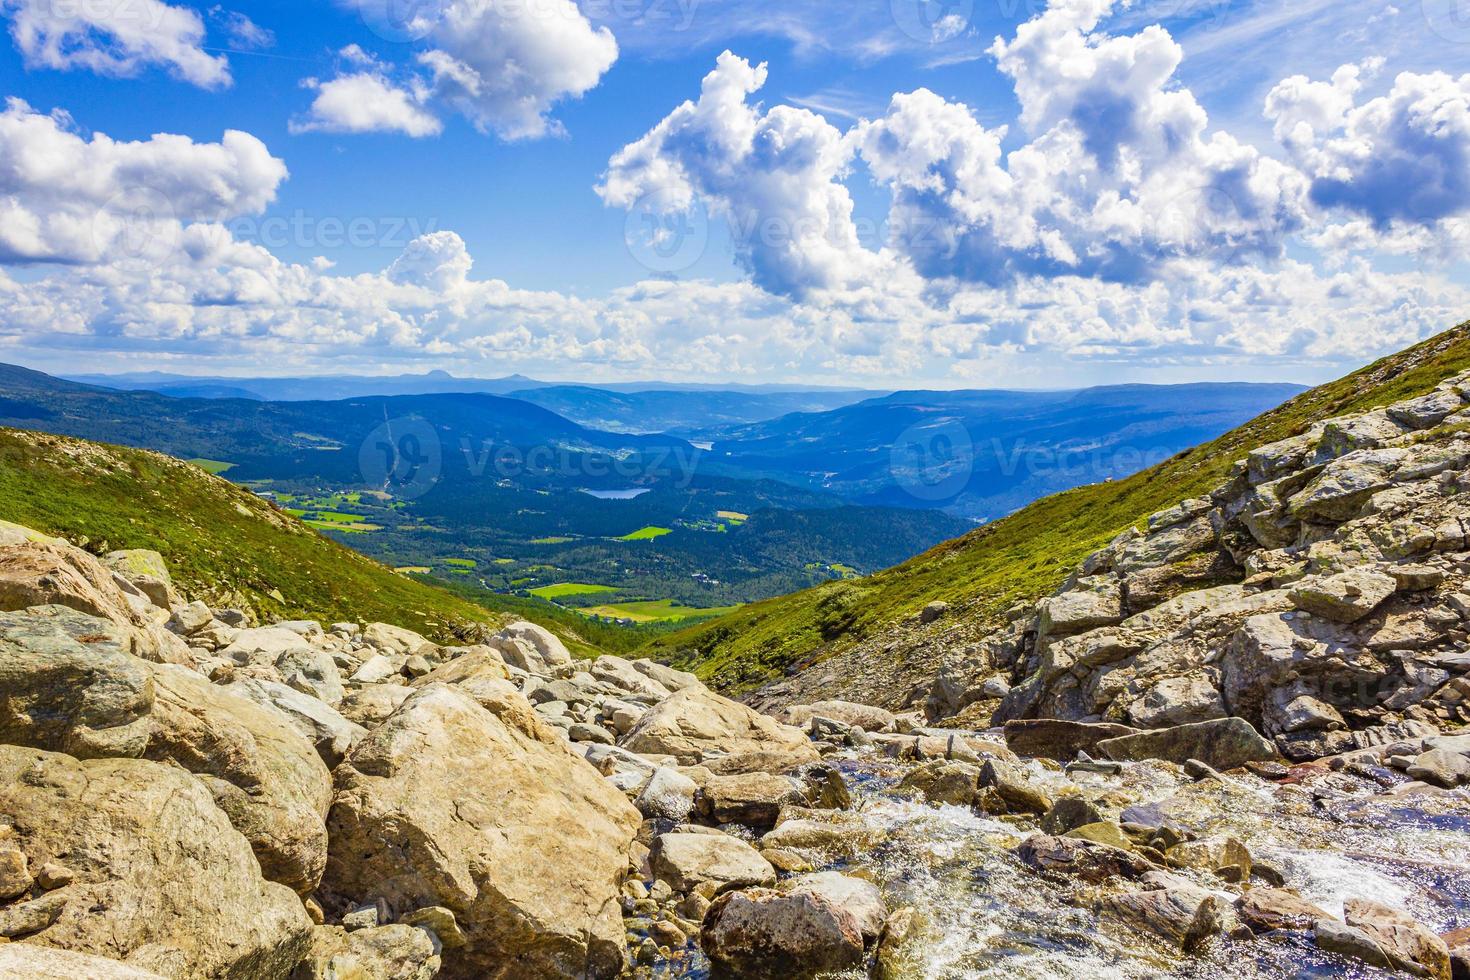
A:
654 320 1470 703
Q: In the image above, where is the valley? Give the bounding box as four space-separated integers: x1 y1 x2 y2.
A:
0 363 1299 636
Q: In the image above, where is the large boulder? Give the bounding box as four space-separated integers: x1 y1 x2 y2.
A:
145 664 332 895
1097 718 1277 770
0 745 311 979
589 655 671 699
0 538 184 662
1342 899 1451 980
361 622 434 658
1289 569 1398 623
494 622 572 668
322 685 639 979
1002 719 1138 761
290 925 440 980
1100 884 1223 951
700 882 873 979
0 607 154 760
649 833 775 894
101 550 177 611
782 700 896 732
223 677 368 769
620 687 817 765
694 771 806 828
0 945 168 979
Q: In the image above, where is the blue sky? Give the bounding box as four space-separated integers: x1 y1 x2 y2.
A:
0 0 1467 386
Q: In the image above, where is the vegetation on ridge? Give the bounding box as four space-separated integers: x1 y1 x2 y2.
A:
646 320 1470 691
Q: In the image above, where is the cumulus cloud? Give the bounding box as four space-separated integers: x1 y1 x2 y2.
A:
598 51 892 298
1267 65 1470 230
0 98 287 264
1 0 231 88
330 0 617 140
292 54 442 138
856 0 1308 284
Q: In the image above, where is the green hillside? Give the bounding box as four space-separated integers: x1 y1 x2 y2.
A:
0 427 504 639
647 320 1470 691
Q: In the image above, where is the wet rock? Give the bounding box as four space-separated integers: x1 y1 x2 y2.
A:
896 760 982 807
650 832 776 894
1098 718 1278 770
1002 719 1138 761
620 687 817 765
1407 748 1470 788
1065 822 1134 851
0 744 311 978
1343 898 1452 980
1237 888 1330 933
786 872 887 943
1040 797 1104 835
323 685 638 979
701 884 869 978
695 771 805 828
978 759 1052 815
1100 884 1223 951
1015 835 1154 884
1165 836 1252 882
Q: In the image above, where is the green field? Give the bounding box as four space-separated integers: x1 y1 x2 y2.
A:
619 525 672 541
529 582 618 600
444 557 478 568
531 536 575 545
188 458 235 475
583 599 740 623
717 510 748 524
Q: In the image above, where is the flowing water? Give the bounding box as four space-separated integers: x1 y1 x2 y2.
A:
651 749 1470 980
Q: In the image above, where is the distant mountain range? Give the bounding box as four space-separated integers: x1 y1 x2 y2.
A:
703 382 1308 520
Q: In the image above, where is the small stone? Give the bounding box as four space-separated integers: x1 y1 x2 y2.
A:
342 900 387 931
0 848 32 901
34 862 72 891
1040 797 1104 835
400 905 468 949
651 919 686 948
1407 748 1470 788
1237 888 1329 933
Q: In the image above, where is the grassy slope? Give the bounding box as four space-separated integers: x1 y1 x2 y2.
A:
0 427 504 639
647 320 1470 690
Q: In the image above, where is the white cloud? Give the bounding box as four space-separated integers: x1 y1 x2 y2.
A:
330 0 617 140
2 0 231 88
598 51 894 298
0 98 287 264
292 67 442 138
208 7 273 49
1267 65 1470 229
